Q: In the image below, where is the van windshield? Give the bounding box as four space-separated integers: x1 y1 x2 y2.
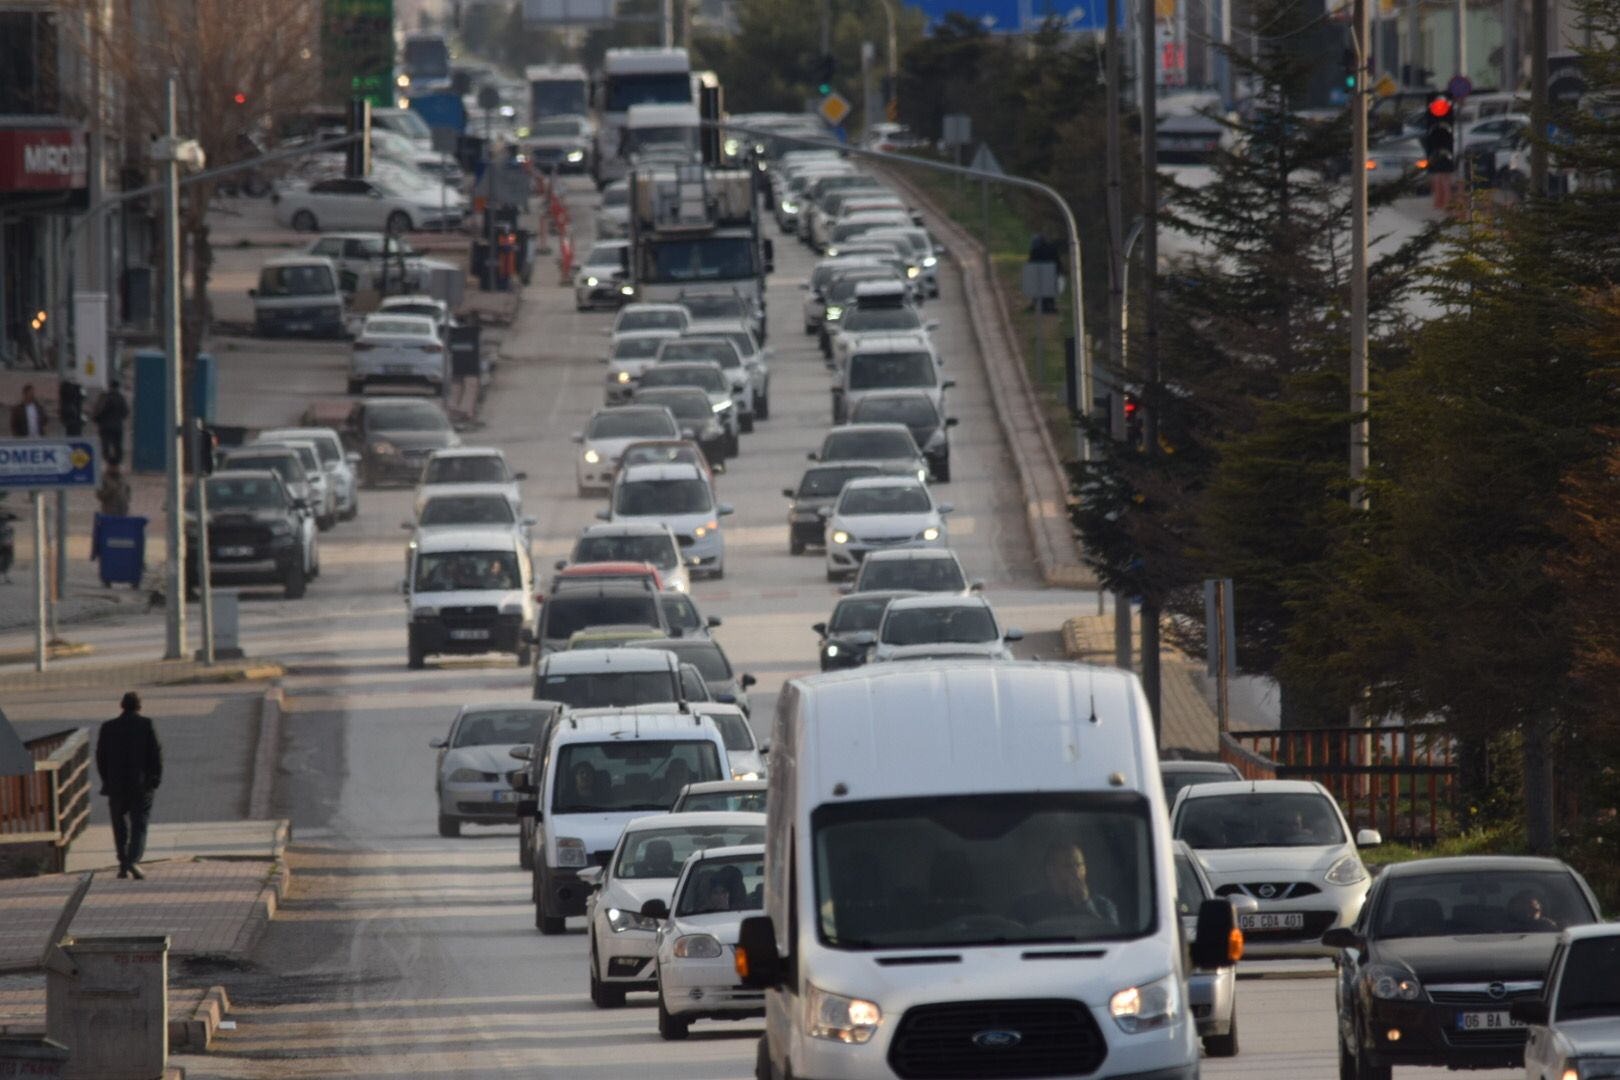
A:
259 264 334 297
537 670 678 709
552 739 724 813
813 793 1154 949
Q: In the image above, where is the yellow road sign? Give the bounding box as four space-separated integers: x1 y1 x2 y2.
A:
1375 73 1398 98
818 92 852 127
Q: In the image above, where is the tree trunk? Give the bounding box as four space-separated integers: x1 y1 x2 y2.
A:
1522 717 1556 853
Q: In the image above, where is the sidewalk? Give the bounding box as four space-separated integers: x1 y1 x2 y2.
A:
0 656 283 692
1063 612 1219 755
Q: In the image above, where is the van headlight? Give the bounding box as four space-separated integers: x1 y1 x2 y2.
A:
1325 854 1368 886
411 605 437 619
673 933 723 958
923 255 937 268
916 468 929 482
1109 973 1180 1034
556 836 587 867
807 983 882 1044
825 305 844 320
607 906 660 933
566 149 585 163
500 601 526 615
615 370 632 384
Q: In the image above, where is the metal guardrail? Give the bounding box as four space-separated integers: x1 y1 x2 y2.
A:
0 728 92 872
1225 726 1458 843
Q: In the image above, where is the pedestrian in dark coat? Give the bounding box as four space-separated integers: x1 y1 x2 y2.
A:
92 381 130 467
95 691 163 879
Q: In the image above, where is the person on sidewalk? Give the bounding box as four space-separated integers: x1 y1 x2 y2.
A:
95 691 163 880
9 384 49 437
92 380 130 466
97 462 132 517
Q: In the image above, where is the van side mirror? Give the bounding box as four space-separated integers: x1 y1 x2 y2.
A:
1509 998 1549 1026
577 865 604 889
782 488 795 499
741 673 757 688
806 451 819 461
428 736 447 749
706 615 722 628
555 559 568 571
1320 926 1363 952
942 379 956 390
640 898 670 921
594 509 611 521
1004 627 1024 642
945 417 959 428
1190 898 1243 969
735 915 783 988
1356 828 1383 848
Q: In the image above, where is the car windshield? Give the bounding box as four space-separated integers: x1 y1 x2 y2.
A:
221 454 302 485
640 366 727 394
424 456 507 484
829 596 895 633
1173 854 1210 915
542 594 660 639
660 594 702 630
823 430 916 462
852 396 939 428
662 341 740 368
413 551 520 591
537 670 677 709
839 485 931 515
551 740 725 813
680 295 746 320
589 411 676 439
586 245 625 267
881 605 996 645
849 353 936 391
701 711 753 751
199 476 281 510
814 793 1153 949
614 478 712 516
843 308 922 333
858 558 965 593
1555 936 1620 1020
369 403 449 432
259 264 334 296
1176 792 1347 849
619 310 686 332
654 641 730 680
678 790 767 814
640 393 709 422
452 710 537 747
1373 870 1596 938
623 444 702 471
576 534 677 569
676 852 767 915
365 318 432 338
614 337 666 360
266 433 339 465
799 467 878 498
617 825 764 880
418 495 514 526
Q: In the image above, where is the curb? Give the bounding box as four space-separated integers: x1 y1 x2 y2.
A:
0 641 94 666
0 658 285 693
225 854 293 961
247 681 283 820
162 662 285 687
169 985 232 1051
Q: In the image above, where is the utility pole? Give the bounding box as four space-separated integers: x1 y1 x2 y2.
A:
1454 0 1468 82
161 76 187 661
1529 0 1548 197
1105 0 1133 671
1351 0 1370 510
1138 0 1163 736
1502 0 1517 92
878 0 899 119
662 0 674 48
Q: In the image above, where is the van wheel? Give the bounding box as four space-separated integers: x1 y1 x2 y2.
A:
291 210 317 231
536 901 564 935
1204 1012 1238 1057
588 943 625 1007
519 834 533 872
657 998 689 1040
740 412 755 434
516 643 533 667
755 393 770 421
437 813 460 838
790 537 805 556
407 637 425 670
283 559 307 600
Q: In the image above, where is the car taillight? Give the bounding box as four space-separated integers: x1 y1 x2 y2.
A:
420 343 443 353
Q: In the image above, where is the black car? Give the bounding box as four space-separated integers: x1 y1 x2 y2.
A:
848 390 958 481
344 396 459 487
1160 760 1243 807
783 463 884 555
813 590 918 670
633 387 734 463
185 470 309 599
1328 855 1602 1079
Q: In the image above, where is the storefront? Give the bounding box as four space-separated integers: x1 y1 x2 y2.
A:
0 124 88 368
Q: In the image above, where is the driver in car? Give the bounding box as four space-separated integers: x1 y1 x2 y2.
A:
1014 841 1120 926
1507 888 1561 932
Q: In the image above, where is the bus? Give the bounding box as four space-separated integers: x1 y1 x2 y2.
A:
402 31 452 93
321 0 395 109
526 64 590 126
596 47 692 185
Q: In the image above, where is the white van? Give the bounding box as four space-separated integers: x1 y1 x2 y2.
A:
527 709 730 934
736 660 1240 1080
250 255 346 338
404 528 537 670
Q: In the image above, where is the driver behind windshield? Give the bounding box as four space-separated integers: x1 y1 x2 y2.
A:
1013 841 1120 927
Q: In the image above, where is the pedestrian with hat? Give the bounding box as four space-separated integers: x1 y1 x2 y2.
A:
95 691 163 880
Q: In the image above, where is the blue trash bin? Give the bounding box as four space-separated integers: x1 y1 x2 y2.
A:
92 515 148 588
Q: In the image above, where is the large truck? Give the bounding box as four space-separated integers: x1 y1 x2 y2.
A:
401 31 452 93
525 63 590 125
626 165 772 321
595 47 693 185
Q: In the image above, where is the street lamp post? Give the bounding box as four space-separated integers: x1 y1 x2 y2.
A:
158 77 188 660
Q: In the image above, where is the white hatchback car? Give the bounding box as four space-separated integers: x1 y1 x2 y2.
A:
429 704 538 838
650 842 768 1039
868 593 1022 663
824 475 950 581
604 462 733 579
256 426 360 522
573 405 682 495
579 811 765 1007
1172 779 1381 958
347 312 445 395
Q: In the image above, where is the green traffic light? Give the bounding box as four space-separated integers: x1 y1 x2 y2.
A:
819 84 832 95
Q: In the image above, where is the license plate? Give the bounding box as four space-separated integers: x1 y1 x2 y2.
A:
449 628 490 641
1240 912 1305 931
492 789 516 802
386 364 417 375
1456 1011 1524 1031
218 545 253 558
285 322 311 332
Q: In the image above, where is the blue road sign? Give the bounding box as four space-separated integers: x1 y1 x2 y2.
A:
909 0 1104 33
0 439 98 489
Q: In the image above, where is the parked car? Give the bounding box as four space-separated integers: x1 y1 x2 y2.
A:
304 232 425 294
250 256 345 339
344 397 460 487
185 470 313 599
273 175 464 233
347 312 446 395
212 447 320 571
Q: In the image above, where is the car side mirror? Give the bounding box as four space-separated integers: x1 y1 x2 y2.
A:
594 510 611 521
717 504 734 516
640 898 670 921
806 451 818 461
741 673 757 688
511 769 531 791
706 615 722 628
1320 926 1363 952
925 320 940 332
969 579 984 592
555 560 567 571
509 745 533 761
429 736 447 748
937 503 955 514
945 417 959 428
400 520 415 530
577 865 604 889
514 471 528 480
1004 627 1024 642
816 505 832 518
571 432 584 443
1191 898 1243 969
1509 998 1549 1026
942 379 956 390
812 622 827 637
782 488 796 499
522 516 537 527
736 915 783 988
1356 828 1383 848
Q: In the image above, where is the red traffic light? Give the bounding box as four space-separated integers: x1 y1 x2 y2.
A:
1427 95 1452 118
233 92 247 105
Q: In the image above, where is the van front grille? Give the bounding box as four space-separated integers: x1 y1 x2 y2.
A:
887 998 1106 1079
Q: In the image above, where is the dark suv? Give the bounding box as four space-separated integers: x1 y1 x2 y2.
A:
535 577 670 656
185 470 309 599
343 396 459 487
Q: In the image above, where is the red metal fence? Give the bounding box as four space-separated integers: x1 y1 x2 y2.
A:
0 728 92 872
1223 726 1457 843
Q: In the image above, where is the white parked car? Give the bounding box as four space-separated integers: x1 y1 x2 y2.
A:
415 448 525 519
868 593 1021 663
575 240 633 310
1516 923 1620 1080
651 842 768 1039
823 475 951 581
580 811 765 1007
304 232 426 294
573 405 682 495
256 438 338 531
208 452 320 579
256 426 360 522
274 175 464 233
1172 779 1380 958
566 521 690 595
347 313 445 395
603 462 733 579
604 331 681 405
429 704 537 838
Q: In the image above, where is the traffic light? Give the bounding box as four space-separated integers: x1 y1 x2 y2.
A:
346 97 372 179
232 91 247 105
1423 92 1456 174
816 55 835 96
1342 49 1357 93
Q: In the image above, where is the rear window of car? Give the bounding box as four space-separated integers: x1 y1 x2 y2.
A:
589 410 678 439
542 593 660 639
822 429 917 461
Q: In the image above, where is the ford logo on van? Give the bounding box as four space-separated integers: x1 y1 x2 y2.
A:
971 1029 1023 1049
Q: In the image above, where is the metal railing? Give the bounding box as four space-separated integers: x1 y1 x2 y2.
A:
1225 725 1458 843
0 728 92 872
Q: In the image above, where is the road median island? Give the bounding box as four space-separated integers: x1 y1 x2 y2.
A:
0 658 285 694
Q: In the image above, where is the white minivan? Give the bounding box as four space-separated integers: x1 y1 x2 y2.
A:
736 660 1241 1080
527 709 731 935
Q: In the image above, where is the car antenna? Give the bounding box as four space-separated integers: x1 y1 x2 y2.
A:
1088 668 1100 725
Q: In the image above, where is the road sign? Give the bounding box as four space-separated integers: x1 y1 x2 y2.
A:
909 0 1104 32
818 92 852 127
1374 73 1398 98
1022 262 1058 300
1447 74 1473 101
0 439 97 489
942 113 972 147
969 143 1004 176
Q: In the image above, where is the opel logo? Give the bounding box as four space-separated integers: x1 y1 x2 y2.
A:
1487 982 1507 1000
971 1029 1023 1050
1257 884 1277 899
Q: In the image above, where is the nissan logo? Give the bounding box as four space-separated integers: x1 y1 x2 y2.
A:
1257 884 1277 899
1487 982 1507 1000
971 1029 1023 1050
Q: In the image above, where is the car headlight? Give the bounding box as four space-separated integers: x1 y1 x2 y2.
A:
1325 853 1368 886
712 399 733 413
447 767 488 782
585 275 599 287
620 284 635 296
831 530 850 545
693 520 718 538
1109 973 1180 1034
583 448 601 464
916 468 929 482
825 644 840 657
825 246 840 257
673 933 723 958
615 370 632 383
566 149 585 163
920 526 941 541
907 265 920 278
807 983 882 1044
556 836 587 867
923 255 937 268
1365 966 1423 1001
670 578 686 592
781 199 798 213
411 605 436 619
825 305 844 319
371 440 398 456
606 906 660 933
